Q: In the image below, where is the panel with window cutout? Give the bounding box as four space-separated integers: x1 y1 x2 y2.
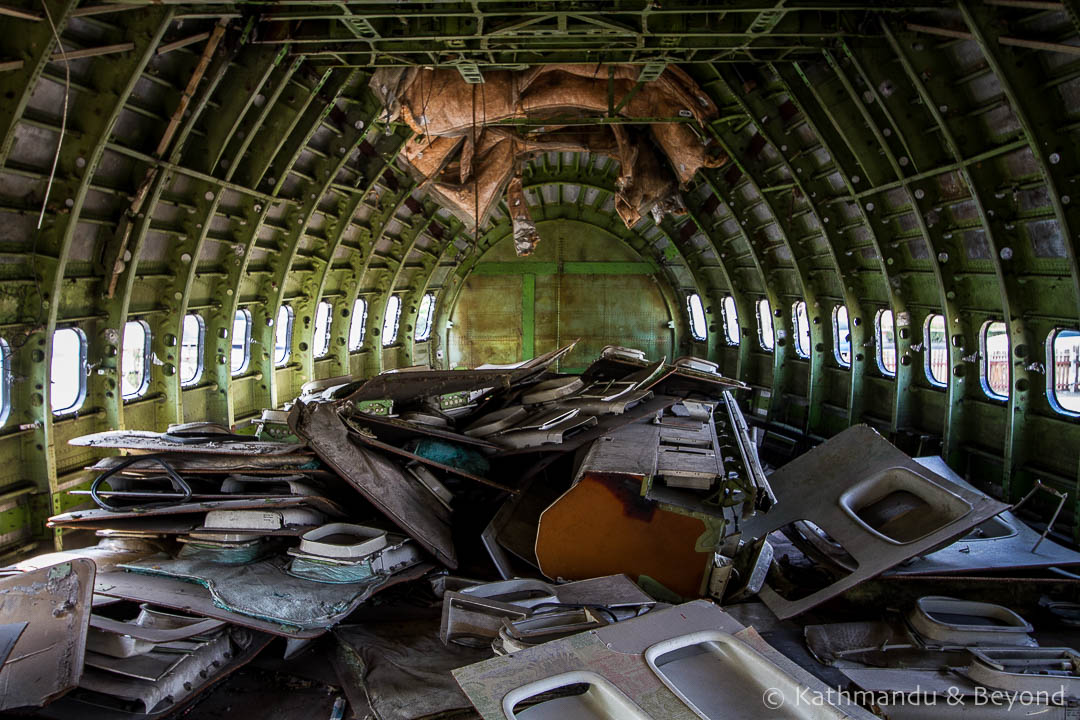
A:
756 298 774 351
382 295 402 347
792 301 810 358
231 309 251 376
349 299 368 351
925 314 948 387
180 314 204 386
121 320 151 400
876 309 896 377
1049 328 1080 415
274 305 294 366
415 293 436 342
52 327 87 414
721 296 739 345
833 305 851 367
981 320 1009 400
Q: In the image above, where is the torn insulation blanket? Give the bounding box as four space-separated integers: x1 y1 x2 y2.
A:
397 66 717 137
507 174 539 256
615 128 682 228
428 131 515 228
384 65 726 232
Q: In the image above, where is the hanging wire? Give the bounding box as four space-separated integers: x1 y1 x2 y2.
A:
38 0 71 230
472 83 479 240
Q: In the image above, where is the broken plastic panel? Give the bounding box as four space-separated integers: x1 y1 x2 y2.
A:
503 671 650 720
738 425 1008 619
908 596 1035 647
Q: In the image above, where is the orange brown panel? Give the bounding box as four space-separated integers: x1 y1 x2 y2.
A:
535 472 712 598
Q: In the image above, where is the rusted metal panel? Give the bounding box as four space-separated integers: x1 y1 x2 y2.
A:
449 275 523 367
556 274 671 369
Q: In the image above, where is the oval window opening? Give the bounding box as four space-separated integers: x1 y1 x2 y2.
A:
231 309 251 376
1050 328 1080 415
51 327 87 414
876 309 896 377
415 293 436 342
274 305 294 366
833 305 851 367
314 301 332 358
982 320 1009 400
757 298 774 351
793 301 810 358
382 295 402 347
687 293 707 342
925 314 947 387
180 314 204 386
349 299 368 351
121 320 151 399
721 296 739 346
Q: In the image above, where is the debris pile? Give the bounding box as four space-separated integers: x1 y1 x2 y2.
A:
3 343 1080 719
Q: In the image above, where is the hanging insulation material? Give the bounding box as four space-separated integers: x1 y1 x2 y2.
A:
507 174 539 256
382 65 727 231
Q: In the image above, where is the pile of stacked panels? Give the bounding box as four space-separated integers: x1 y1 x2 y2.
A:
3 342 1080 719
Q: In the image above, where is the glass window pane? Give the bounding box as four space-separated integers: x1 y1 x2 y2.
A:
314 301 332 358
51 328 85 414
274 305 293 366
121 320 150 399
231 310 251 375
415 293 436 342
757 299 774 351
349 299 368 351
1051 329 1080 414
834 305 851 367
721 296 739 345
687 293 707 341
877 309 896 376
925 314 948 386
793 301 810 358
382 295 401 347
180 314 203 386
983 321 1009 399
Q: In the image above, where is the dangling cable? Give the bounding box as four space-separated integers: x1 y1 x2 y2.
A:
38 0 70 230
472 83 479 240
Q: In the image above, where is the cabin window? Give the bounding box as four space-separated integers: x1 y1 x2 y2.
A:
792 301 810 358
121 320 151 400
925 314 948 387
349 299 368 351
274 305 293 366
876 309 896 377
180 314 204 386
757 298 774 351
415 293 436 342
721 296 739 345
382 295 402 347
833 305 851 367
0 339 9 426
981 320 1009 400
313 301 333 358
51 327 87 415
686 293 707 341
1049 328 1080 415
231 309 251 376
